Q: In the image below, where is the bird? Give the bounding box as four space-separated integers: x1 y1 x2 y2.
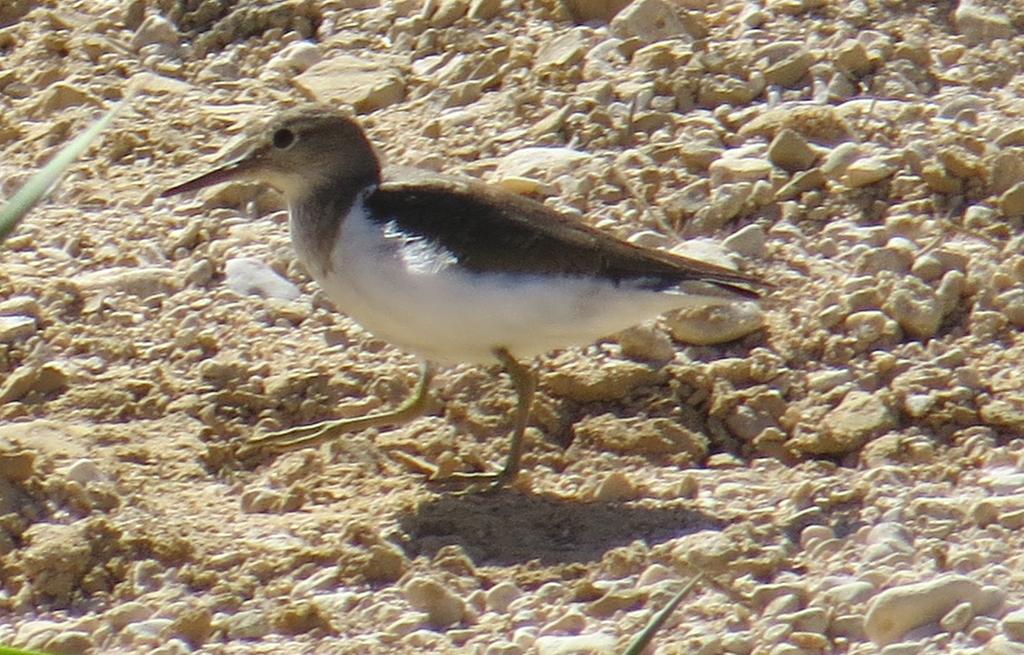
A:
162 105 766 492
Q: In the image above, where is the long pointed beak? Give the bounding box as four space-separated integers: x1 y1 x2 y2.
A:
161 158 261 197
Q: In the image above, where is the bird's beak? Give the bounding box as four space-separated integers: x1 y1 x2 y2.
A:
161 156 262 197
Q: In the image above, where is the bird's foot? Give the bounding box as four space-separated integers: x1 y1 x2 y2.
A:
238 363 434 461
431 467 519 495
235 418 361 462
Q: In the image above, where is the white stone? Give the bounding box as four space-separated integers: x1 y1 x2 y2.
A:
637 563 674 587
535 633 617 655
292 566 341 596
132 72 192 95
984 636 1024 655
701 182 752 227
429 0 469 27
78 266 180 298
983 468 1024 494
723 224 767 258
820 142 863 177
807 369 853 392
310 590 359 616
954 2 1014 44
911 253 945 281
15 620 62 647
903 394 935 418
845 310 900 345
535 28 589 70
0 315 36 342
627 230 671 248
669 238 739 270
131 15 179 51
811 390 898 455
842 157 897 187
105 601 154 629
294 55 406 113
611 0 699 43
858 246 913 275
64 459 103 485
865 522 913 548
592 470 639 501
124 618 174 641
884 284 943 339
0 296 41 319
403 577 465 627
939 600 974 633
484 641 525 655
614 325 675 362
1001 608 1024 641
225 609 272 640
709 157 773 186
149 639 191 655
468 0 502 19
665 301 763 345
224 258 300 301
486 581 523 613
267 41 322 73
496 147 591 181
513 626 538 649
864 575 1002 646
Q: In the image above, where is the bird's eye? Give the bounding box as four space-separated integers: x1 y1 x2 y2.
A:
272 128 295 149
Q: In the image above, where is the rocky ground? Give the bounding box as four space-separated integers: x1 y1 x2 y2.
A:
2 0 1024 653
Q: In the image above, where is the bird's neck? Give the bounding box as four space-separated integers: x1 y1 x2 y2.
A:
289 176 377 276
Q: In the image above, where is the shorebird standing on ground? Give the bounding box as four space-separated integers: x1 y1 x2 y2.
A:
162 106 766 491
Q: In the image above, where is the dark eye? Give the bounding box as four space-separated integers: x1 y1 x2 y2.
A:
272 128 295 149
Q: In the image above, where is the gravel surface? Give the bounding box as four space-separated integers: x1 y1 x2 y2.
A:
2 1 1024 653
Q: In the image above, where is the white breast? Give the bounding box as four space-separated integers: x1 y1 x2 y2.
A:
291 201 737 364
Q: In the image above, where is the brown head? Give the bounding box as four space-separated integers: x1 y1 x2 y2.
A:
161 106 381 203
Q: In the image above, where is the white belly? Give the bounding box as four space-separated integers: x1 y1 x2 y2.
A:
292 203 731 364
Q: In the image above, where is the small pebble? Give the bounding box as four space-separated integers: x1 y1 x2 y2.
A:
818 580 876 606
592 470 640 502
403 577 466 627
540 609 587 635
999 182 1024 218
534 633 616 655
0 315 36 342
864 575 1001 645
723 223 767 258
224 258 301 300
64 459 103 485
665 301 764 345
486 581 523 613
768 128 817 172
1001 608 1024 641
267 41 322 73
709 157 774 185
131 15 179 51
614 325 675 362
984 636 1024 655
940 600 975 633
953 3 1014 44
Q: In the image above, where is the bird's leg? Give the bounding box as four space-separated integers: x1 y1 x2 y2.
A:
439 347 537 492
240 361 434 455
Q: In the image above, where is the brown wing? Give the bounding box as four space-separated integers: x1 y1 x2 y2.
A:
367 173 765 298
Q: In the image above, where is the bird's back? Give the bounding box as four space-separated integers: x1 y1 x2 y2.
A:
366 172 764 299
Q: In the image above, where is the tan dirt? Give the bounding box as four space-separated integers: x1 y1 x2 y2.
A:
2 1 1024 654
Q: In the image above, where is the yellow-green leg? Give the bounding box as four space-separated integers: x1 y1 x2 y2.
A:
439 347 537 492
240 362 433 455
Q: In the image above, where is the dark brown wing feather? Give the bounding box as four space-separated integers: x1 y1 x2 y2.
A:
367 174 765 298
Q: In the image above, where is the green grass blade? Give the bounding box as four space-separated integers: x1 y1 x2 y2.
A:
622 574 703 655
0 645 56 655
0 97 129 246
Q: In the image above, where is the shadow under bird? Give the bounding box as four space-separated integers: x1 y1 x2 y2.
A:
162 105 767 491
